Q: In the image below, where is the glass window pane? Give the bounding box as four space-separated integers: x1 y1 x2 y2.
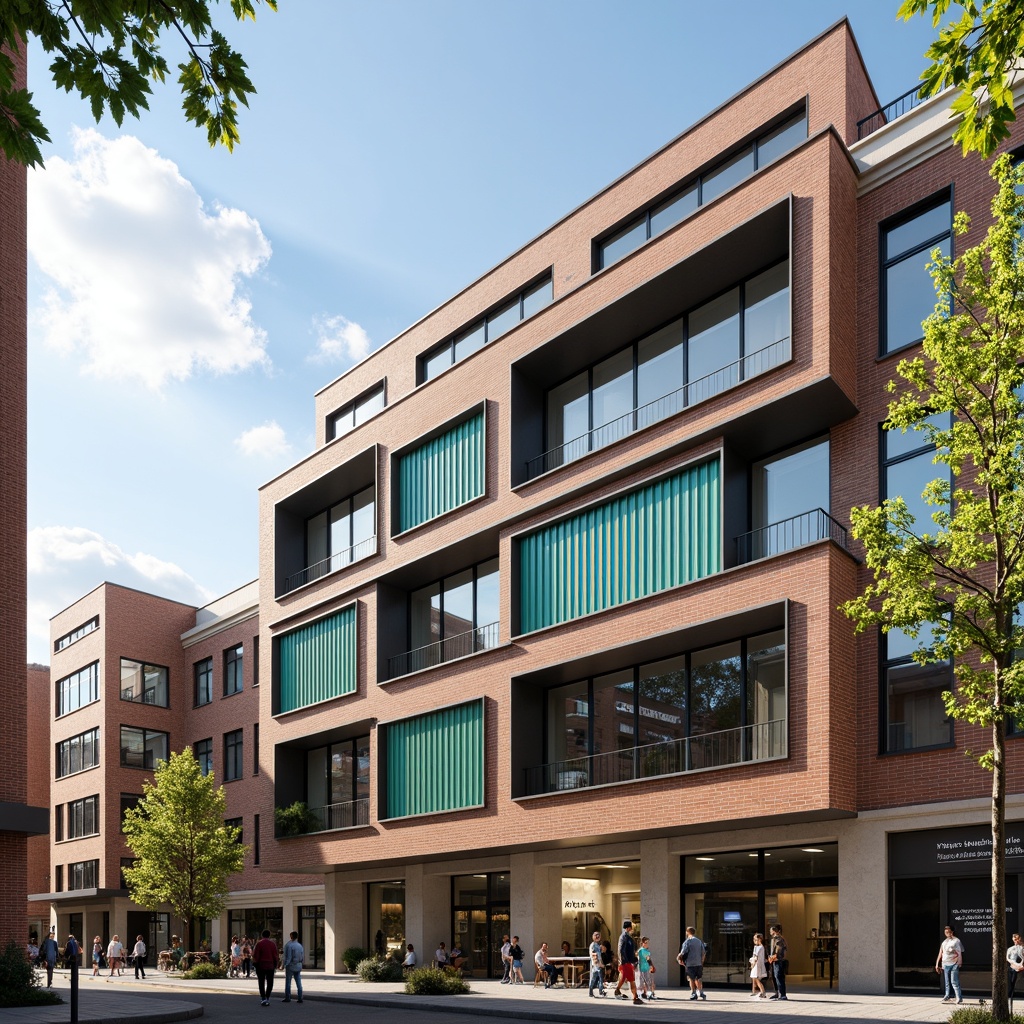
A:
701 147 754 203
591 348 634 443
424 344 452 381
650 185 698 236
592 669 635 784
886 621 942 661
475 558 500 635
884 237 949 353
744 260 790 353
522 278 553 319
637 320 684 424
355 737 370 801
351 486 375 548
331 741 354 806
146 731 168 769
756 112 807 167
547 680 590 767
453 874 488 906
687 288 740 400
747 631 786 758
454 322 486 361
884 412 949 460
442 569 475 638
886 661 952 751
411 582 441 650
637 655 687 747
307 748 328 808
328 407 354 441
329 499 351 558
885 449 944 533
600 218 648 268
684 850 759 884
486 299 520 343
354 386 384 424
307 511 328 566
754 439 830 528
546 371 589 463
886 203 951 260
690 642 742 734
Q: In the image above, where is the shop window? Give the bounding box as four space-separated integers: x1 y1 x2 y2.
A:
368 882 405 957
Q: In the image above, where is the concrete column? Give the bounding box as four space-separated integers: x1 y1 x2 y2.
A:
324 871 365 974
405 863 450 959
640 838 679 988
510 851 563 977
837 817 885 994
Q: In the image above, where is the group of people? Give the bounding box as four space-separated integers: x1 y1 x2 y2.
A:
88 934 148 979
747 925 789 1000
245 929 306 1006
935 925 1024 1005
26 930 78 987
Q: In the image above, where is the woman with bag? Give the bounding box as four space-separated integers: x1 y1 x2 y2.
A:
935 924 964 1004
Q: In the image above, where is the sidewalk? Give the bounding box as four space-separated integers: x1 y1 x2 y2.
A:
0 969 983 1024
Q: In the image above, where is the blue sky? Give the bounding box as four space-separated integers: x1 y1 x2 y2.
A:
24 0 943 662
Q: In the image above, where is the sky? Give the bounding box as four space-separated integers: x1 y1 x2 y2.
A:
23 0 945 663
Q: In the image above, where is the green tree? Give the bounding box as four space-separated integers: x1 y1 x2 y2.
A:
122 748 247 947
842 153 1024 1020
900 0 1024 157
0 0 278 167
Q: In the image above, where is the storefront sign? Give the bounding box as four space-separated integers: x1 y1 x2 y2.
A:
890 822 1024 878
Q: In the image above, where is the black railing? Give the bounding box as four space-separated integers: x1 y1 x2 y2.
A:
385 621 499 680
857 85 926 140
284 535 376 592
525 336 790 480
523 719 786 796
734 508 848 565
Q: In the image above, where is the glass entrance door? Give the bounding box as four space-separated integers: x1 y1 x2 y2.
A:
452 872 511 977
299 905 325 970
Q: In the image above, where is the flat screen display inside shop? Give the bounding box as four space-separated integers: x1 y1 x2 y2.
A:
890 822 1024 878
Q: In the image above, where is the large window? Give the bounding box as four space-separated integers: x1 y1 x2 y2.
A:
57 727 100 777
194 738 213 776
55 615 99 653
305 735 371 830
194 657 213 707
120 794 142 833
120 726 168 770
56 661 100 717
597 110 806 269
537 628 784 793
66 795 99 839
882 414 951 538
120 658 169 707
304 485 375 580
881 193 952 355
422 275 552 382
224 644 243 696
224 729 243 781
543 262 788 471
68 859 99 891
327 382 385 441
883 622 953 753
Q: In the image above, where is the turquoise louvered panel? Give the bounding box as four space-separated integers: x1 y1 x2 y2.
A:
398 411 485 532
519 460 720 632
278 606 357 713
385 699 484 818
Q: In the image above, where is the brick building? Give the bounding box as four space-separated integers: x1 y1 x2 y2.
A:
38 17 1024 993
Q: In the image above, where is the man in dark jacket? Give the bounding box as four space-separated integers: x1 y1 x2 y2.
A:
252 929 279 1006
39 930 59 987
613 920 643 1005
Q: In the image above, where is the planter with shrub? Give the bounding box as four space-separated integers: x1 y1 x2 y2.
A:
357 956 404 983
404 965 470 995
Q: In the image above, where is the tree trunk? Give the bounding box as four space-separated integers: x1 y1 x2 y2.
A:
992 701 1009 1020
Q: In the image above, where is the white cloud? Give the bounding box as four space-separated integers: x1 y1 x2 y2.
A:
234 420 292 459
27 526 214 663
28 128 272 390
310 313 371 364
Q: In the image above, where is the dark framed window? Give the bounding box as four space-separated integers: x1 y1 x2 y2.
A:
304 735 371 828
882 623 953 753
304 485 376 580
194 657 213 706
55 804 63 842
194 737 213 776
55 615 99 652
253 723 259 775
56 661 100 717
880 190 953 355
119 726 168 770
327 382 385 441
120 793 142 833
67 795 99 839
56 727 100 777
253 636 259 687
881 414 952 537
55 865 63 892
254 814 260 864
68 859 98 890
597 109 806 270
224 644 243 696
421 275 552 382
120 658 169 707
224 816 243 844
224 729 243 781
119 858 135 889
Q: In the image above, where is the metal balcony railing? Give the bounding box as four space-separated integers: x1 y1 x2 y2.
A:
284 535 376 592
309 797 369 833
525 336 790 480
523 718 786 796
734 508 848 565
857 85 925 140
385 621 500 680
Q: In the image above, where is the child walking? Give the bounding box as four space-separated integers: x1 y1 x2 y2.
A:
637 936 657 1000
750 933 768 998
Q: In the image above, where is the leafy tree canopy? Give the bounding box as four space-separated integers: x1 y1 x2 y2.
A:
0 0 277 167
121 747 246 938
900 0 1024 157
843 153 1024 1018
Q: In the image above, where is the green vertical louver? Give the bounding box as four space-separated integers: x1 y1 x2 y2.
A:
519 459 721 633
278 606 357 713
398 410 485 532
385 699 484 818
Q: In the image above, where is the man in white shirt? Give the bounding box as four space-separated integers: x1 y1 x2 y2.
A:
281 931 304 1003
500 935 512 983
435 941 449 966
1008 933 1024 1001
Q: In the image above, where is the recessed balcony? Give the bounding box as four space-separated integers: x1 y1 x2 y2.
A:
734 507 848 565
384 621 499 681
284 535 377 593
276 797 370 837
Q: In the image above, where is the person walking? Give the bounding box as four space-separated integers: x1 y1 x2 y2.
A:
1007 932 1024 1002
132 935 147 979
281 930 304 1003
588 930 607 997
613 919 643 1004
677 926 707 1001
935 924 964 1004
39 930 58 987
500 934 512 983
749 932 768 998
241 936 253 979
107 934 124 977
768 924 789 1000
637 935 656 1000
253 928 279 1006
90 935 103 977
510 936 525 984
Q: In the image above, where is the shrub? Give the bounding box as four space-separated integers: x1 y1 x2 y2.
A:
275 801 321 837
357 956 404 983
0 941 62 1008
949 1010 1024 1024
180 959 228 980
404 966 470 995
342 946 369 973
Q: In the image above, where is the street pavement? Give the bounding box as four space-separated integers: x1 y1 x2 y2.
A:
0 969 1000 1024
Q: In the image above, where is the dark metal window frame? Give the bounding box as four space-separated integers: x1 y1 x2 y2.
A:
56 727 100 778
194 737 213 776
224 816 243 845
119 725 169 770
120 793 142 833
66 794 100 840
326 380 386 442
119 657 171 708
194 656 213 707
224 729 244 782
224 644 244 697
406 557 498 650
68 858 99 891
55 660 100 717
304 734 371 809
55 615 99 653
